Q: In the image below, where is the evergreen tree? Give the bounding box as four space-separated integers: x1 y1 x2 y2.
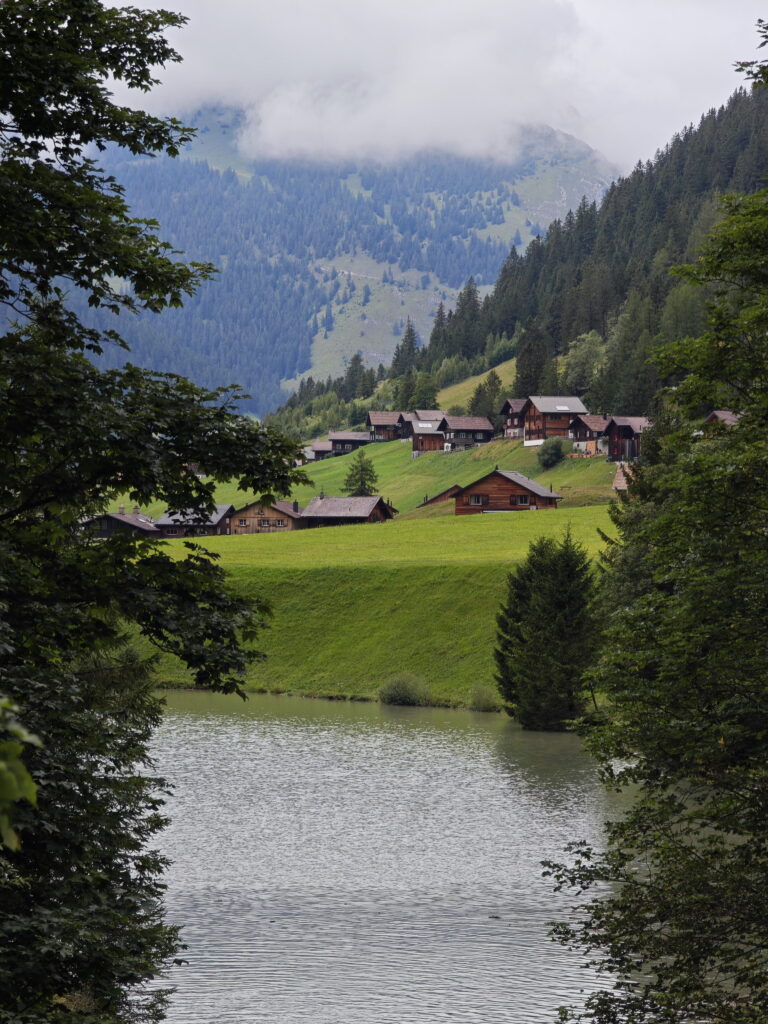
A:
494 531 597 730
342 448 378 496
513 325 550 397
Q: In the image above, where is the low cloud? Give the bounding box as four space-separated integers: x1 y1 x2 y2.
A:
133 0 766 169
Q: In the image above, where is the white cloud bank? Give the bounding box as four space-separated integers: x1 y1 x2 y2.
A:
132 0 767 169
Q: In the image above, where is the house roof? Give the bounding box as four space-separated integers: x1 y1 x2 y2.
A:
414 409 446 419
235 499 303 519
367 410 402 426
439 415 494 431
455 469 561 500
527 395 588 414
412 422 444 435
311 440 333 452
418 484 463 506
609 416 650 433
302 496 396 519
328 431 370 442
87 510 159 533
500 397 526 414
156 503 234 527
570 413 612 433
706 409 740 425
494 470 562 500
613 463 629 491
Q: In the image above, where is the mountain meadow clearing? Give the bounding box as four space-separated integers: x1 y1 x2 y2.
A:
150 499 614 706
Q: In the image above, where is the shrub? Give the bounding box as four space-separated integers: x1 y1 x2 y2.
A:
537 437 565 469
468 684 502 712
378 673 430 706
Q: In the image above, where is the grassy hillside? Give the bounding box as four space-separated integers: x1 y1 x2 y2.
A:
127 439 615 519
149 506 613 706
437 357 517 410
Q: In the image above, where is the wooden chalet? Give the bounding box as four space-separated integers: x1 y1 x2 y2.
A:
437 415 495 451
705 409 740 426
156 503 235 537
606 416 649 461
454 469 561 514
521 396 588 443
232 500 305 534
568 413 611 455
83 506 159 539
328 431 371 456
366 410 405 442
309 439 333 461
409 410 448 453
301 495 397 527
500 398 526 438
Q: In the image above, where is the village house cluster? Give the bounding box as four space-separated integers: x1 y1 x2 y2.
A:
306 395 650 463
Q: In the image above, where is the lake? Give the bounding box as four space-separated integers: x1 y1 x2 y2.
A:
152 690 613 1023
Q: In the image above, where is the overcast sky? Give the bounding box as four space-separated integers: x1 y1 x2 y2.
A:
133 1 767 170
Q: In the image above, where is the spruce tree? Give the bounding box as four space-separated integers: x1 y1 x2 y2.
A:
342 448 378 497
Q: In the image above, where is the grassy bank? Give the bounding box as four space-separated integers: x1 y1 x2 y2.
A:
151 506 613 706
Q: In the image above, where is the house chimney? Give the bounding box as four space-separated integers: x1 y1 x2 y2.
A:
132 505 140 514
118 505 125 515
293 500 299 513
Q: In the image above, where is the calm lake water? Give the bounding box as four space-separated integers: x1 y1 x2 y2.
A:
152 690 614 1024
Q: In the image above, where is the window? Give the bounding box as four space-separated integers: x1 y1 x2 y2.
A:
515 494 530 505
238 518 247 527
273 519 285 528
469 493 487 506
475 432 484 439
166 528 178 535
258 519 271 528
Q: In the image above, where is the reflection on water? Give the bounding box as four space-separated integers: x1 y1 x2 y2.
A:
152 691 612 1023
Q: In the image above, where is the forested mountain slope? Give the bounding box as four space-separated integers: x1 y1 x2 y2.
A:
84 107 614 414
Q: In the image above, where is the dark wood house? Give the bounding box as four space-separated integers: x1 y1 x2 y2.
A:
454 469 561 514
156 504 235 537
308 439 333 461
437 415 495 451
329 431 371 456
606 416 649 461
499 398 526 438
366 411 405 441
301 495 397 527
232 500 305 534
705 409 740 426
82 506 159 539
521 396 588 443
568 413 611 454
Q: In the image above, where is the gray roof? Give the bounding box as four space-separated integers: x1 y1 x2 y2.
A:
367 411 403 426
85 510 159 533
328 431 370 442
528 395 588 414
495 470 562 500
302 496 393 519
439 415 494 431
156 503 234 527
414 409 446 419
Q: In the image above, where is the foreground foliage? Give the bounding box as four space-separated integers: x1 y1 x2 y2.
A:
0 3 303 1021
546 183 768 1021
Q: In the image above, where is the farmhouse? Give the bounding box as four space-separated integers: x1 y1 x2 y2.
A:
454 469 561 514
301 495 397 527
437 415 495 451
156 504 235 537
83 506 159 538
328 431 371 456
500 398 526 438
232 500 304 534
606 416 649 461
569 413 611 454
366 410 406 441
521 396 588 443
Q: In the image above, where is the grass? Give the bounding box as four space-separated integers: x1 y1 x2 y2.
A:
148 506 614 706
119 439 616 519
437 357 517 410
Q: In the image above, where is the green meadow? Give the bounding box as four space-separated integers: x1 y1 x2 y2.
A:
151 505 614 706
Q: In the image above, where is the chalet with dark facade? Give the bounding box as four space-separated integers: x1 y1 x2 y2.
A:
307 440 333 461
437 415 495 451
232 500 305 534
156 504 235 538
329 431 371 456
301 495 397 527
500 398 526 438
454 470 561 514
568 413 611 455
83 507 159 539
606 416 649 461
367 411 405 441
521 396 588 443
